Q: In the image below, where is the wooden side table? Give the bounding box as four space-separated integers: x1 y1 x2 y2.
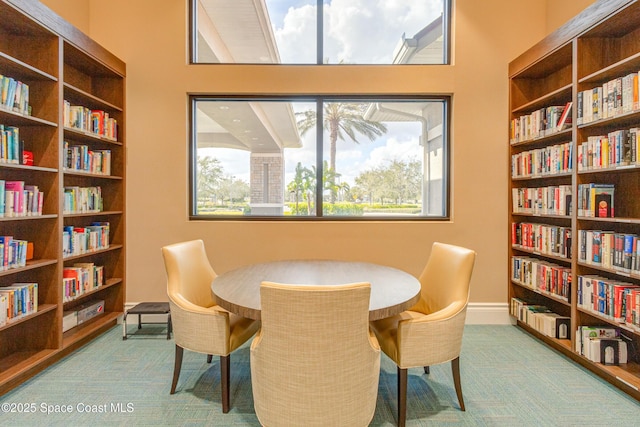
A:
122 302 172 340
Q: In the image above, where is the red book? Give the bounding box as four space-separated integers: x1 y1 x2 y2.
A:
22 150 33 166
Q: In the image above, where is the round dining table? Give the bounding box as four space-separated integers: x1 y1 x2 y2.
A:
211 259 421 321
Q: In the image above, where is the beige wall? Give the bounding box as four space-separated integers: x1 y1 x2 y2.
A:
39 0 589 306
546 0 596 35
40 0 90 34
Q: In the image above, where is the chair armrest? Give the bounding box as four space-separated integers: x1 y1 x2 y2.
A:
169 296 233 355
395 304 468 368
405 300 465 324
368 328 381 352
250 328 263 351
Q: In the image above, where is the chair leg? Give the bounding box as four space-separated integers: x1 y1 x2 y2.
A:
397 366 407 427
424 366 430 374
221 355 230 413
451 356 465 411
170 345 184 394
207 354 213 363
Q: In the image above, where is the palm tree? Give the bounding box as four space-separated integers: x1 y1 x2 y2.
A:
296 103 387 174
296 103 387 202
287 162 315 215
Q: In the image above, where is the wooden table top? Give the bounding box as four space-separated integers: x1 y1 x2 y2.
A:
211 259 421 321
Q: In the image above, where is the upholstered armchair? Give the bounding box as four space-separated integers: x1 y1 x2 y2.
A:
370 242 476 427
161 239 260 413
250 281 380 427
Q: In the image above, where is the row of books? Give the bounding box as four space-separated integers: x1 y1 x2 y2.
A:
510 102 572 143
512 185 572 216
0 74 30 116
63 101 118 141
511 256 571 301
63 141 111 175
63 186 103 214
511 222 572 259
577 230 639 272
577 275 639 325
510 298 571 339
577 72 639 125
0 282 38 326
0 180 44 217
63 263 104 303
511 141 573 178
62 223 109 258
0 123 22 164
576 326 628 365
578 128 638 171
0 237 29 271
576 183 614 218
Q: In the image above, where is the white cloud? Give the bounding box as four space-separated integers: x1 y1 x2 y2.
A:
269 0 444 64
362 137 421 168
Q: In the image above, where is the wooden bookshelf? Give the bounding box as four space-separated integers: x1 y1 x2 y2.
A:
509 0 640 400
0 0 125 394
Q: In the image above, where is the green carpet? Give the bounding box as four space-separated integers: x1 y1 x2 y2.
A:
1 325 638 426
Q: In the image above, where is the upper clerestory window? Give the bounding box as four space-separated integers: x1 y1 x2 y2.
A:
191 0 451 65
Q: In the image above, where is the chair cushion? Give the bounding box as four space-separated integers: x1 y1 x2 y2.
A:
229 312 260 352
369 310 423 364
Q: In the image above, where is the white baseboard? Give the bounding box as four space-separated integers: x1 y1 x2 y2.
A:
466 302 512 325
124 302 513 325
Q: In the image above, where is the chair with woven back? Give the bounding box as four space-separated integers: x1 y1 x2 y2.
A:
250 281 381 427
161 239 260 413
370 242 476 427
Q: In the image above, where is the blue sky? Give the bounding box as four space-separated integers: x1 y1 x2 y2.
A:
266 0 443 64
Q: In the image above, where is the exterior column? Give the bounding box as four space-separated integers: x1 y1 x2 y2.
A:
250 152 284 215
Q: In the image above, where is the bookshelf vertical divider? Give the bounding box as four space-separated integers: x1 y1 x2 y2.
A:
509 0 640 400
0 0 125 394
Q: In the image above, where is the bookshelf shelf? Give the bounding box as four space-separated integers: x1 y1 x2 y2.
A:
512 84 573 115
0 51 58 82
577 307 638 334
0 303 56 332
63 127 123 146
63 170 122 180
511 212 571 220
0 349 58 384
0 214 58 222
0 108 58 127
62 277 123 308
62 244 123 259
0 0 125 395
512 280 571 307
0 164 58 173
63 83 123 113
511 245 572 264
62 311 121 349
511 172 573 181
509 0 640 401
509 130 572 148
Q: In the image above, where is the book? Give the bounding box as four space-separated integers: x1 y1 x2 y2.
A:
556 102 572 131
576 326 619 358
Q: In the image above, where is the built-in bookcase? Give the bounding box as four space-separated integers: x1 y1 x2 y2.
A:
0 0 125 394
509 0 640 400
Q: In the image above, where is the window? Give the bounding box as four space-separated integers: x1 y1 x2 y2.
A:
190 97 449 219
192 0 450 65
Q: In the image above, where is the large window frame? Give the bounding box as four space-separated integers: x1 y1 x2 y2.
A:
189 95 451 221
189 0 452 65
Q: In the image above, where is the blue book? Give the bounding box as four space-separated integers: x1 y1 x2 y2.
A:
623 234 635 270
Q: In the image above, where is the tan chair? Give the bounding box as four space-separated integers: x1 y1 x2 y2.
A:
370 242 476 427
161 240 260 413
251 281 380 427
